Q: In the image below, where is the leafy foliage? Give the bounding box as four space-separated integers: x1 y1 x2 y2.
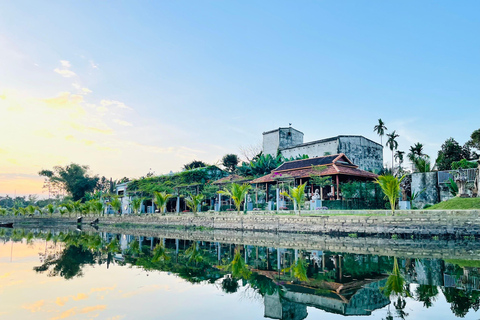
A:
218 183 251 214
375 174 405 214
451 159 477 170
373 118 388 145
222 154 239 173
153 191 172 213
447 178 458 197
436 138 472 171
185 193 204 214
183 160 207 170
38 163 99 201
280 182 307 213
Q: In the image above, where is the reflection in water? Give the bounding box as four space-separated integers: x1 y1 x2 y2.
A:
2 228 480 319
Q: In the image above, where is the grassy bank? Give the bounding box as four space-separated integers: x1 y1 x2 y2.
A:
427 197 480 210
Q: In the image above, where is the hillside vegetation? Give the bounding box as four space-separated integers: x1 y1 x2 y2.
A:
427 197 480 210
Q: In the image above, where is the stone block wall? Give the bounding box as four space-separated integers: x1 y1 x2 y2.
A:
412 172 439 208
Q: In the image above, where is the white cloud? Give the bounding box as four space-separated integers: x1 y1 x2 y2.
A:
60 60 71 68
101 100 132 110
82 88 92 94
54 68 76 78
113 119 132 127
55 60 76 78
90 60 99 69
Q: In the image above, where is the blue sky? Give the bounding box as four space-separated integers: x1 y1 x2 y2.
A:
0 1 479 195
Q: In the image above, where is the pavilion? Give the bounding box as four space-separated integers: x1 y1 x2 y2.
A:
250 154 378 202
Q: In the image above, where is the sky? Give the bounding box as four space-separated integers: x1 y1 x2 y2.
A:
0 1 479 196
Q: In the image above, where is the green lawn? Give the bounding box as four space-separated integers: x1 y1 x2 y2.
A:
427 197 480 210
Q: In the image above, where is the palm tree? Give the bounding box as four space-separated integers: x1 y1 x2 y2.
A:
45 204 56 217
386 131 400 170
153 191 172 214
184 242 204 266
109 196 122 216
375 175 405 215
408 142 427 162
280 182 307 214
152 243 170 263
131 197 145 215
92 200 104 216
219 247 251 279
185 193 204 215
374 119 388 145
218 183 252 214
394 150 405 175
382 258 410 298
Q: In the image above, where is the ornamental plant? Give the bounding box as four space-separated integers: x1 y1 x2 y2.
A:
375 174 405 215
280 182 307 215
218 183 251 214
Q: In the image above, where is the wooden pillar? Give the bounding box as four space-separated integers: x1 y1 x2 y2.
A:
336 175 340 200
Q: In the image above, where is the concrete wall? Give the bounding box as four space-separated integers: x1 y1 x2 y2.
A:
338 136 383 172
280 138 338 159
412 172 439 208
263 128 304 156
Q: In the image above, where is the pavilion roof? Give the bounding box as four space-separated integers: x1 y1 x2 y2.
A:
250 153 377 184
212 174 252 185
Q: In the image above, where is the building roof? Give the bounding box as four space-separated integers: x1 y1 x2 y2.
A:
279 135 382 150
212 174 252 185
250 153 378 184
262 127 304 135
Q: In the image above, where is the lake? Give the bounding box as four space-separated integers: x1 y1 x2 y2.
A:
1 227 479 319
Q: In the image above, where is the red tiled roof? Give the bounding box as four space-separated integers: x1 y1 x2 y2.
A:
250 164 377 184
212 174 252 185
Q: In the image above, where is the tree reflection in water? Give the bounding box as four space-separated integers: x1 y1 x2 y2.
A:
4 229 480 319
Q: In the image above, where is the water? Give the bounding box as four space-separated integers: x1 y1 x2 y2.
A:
1 228 480 320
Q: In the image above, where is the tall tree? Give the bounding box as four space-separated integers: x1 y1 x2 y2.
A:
386 131 400 170
373 119 388 145
38 164 99 201
436 138 466 171
183 160 207 170
408 143 427 162
222 154 239 173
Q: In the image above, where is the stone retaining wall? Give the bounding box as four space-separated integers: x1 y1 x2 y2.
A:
3 209 480 237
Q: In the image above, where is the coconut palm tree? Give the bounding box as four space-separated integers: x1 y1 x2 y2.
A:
109 196 122 216
184 242 204 266
280 182 307 214
375 175 405 215
374 119 388 145
386 131 400 170
152 243 170 263
45 204 56 217
92 200 104 216
185 193 204 215
26 205 36 216
219 247 251 279
408 143 427 162
153 191 172 214
131 197 145 215
218 183 252 214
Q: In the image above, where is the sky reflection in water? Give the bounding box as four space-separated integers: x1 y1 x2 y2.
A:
0 229 479 320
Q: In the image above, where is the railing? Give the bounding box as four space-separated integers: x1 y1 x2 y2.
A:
438 168 477 184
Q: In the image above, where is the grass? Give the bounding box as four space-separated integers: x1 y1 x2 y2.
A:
427 197 480 210
444 259 480 268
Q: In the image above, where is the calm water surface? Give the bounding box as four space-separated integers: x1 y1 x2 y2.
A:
1 228 479 320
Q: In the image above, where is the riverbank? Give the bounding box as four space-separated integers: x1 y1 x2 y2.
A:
2 209 480 238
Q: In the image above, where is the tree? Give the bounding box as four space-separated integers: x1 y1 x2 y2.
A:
153 191 172 214
183 160 207 170
218 183 251 214
309 166 332 200
408 143 427 162
373 119 388 145
386 131 400 170
281 182 307 214
375 174 405 215
222 154 239 173
131 197 145 215
109 196 122 216
467 128 480 151
185 193 204 215
413 157 432 172
38 164 99 201
436 138 465 171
